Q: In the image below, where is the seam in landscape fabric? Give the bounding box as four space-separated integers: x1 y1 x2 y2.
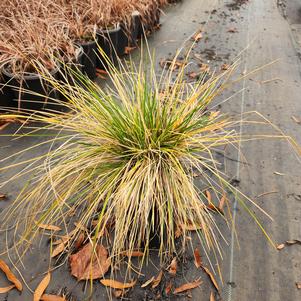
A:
226 2 251 301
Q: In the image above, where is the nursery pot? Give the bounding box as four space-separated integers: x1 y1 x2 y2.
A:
79 39 97 80
131 11 143 45
96 23 128 68
0 75 13 111
2 64 60 111
60 44 84 85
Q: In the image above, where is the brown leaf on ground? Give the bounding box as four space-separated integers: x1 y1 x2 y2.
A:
33 273 51 301
210 291 215 301
120 251 144 257
113 290 125 298
95 69 108 75
228 27 238 33
100 279 136 289
206 204 224 215
188 71 199 79
202 267 219 291
218 195 226 211
175 226 182 238
141 276 154 288
192 32 203 42
296 282 301 289
181 222 202 232
199 63 210 73
37 223 61 232
41 294 66 301
291 116 301 124
277 240 301 250
276 243 285 250
159 59 185 71
205 190 212 203
194 248 202 269
51 242 65 258
74 233 85 250
152 270 163 288
169 257 177 276
173 279 202 294
0 259 22 291
0 285 15 293
124 46 136 55
165 281 172 295
221 64 230 71
70 243 111 280
0 194 6 200
286 240 301 245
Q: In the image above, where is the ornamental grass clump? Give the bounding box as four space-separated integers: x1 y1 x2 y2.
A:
0 51 283 267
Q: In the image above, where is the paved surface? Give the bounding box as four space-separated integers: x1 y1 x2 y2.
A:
1 0 301 300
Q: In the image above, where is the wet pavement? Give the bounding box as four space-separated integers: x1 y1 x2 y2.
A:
1 0 301 300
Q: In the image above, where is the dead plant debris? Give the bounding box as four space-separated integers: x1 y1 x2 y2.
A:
152 270 163 288
173 279 202 294
168 257 177 276
0 259 22 291
100 279 136 289
194 248 202 269
41 294 66 301
34 273 51 301
202 266 219 291
69 243 110 280
277 240 301 250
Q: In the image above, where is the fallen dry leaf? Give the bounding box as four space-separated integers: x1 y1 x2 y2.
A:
194 248 202 269
141 276 154 288
74 233 85 250
41 294 66 301
121 251 144 257
124 46 136 54
188 71 199 79
181 223 202 232
192 32 203 42
276 243 285 250
38 223 61 232
205 191 212 203
296 282 301 289
210 291 215 301
286 240 301 245
173 279 202 294
95 69 108 75
0 194 6 200
221 64 230 71
33 273 51 301
273 171 285 176
199 63 210 73
113 290 124 298
51 242 65 258
70 243 111 280
291 116 301 124
0 285 15 293
206 204 224 215
202 267 219 291
277 240 301 251
0 259 22 291
100 279 136 289
165 281 172 295
152 270 163 288
169 257 177 276
228 27 238 33
218 195 226 211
